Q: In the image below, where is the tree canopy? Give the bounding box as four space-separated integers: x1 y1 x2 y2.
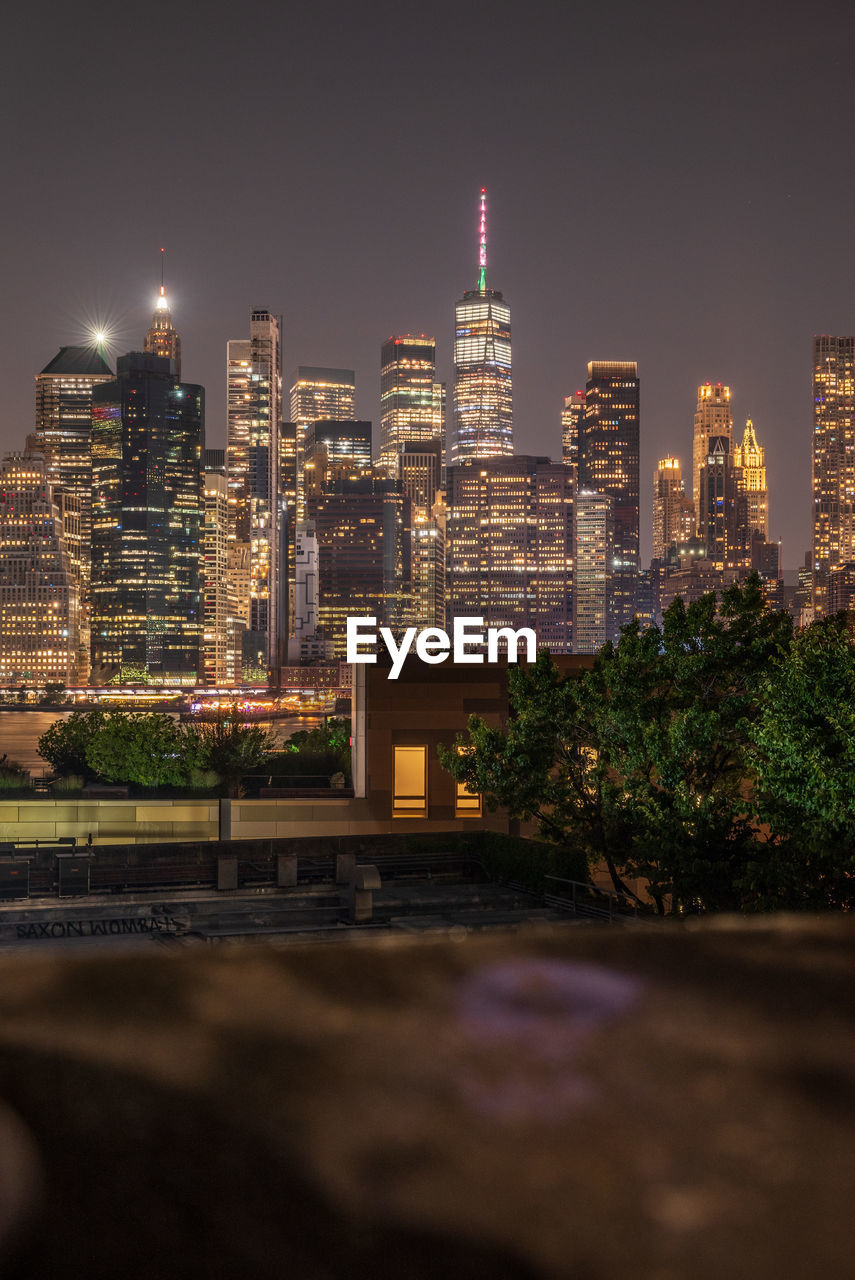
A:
438 576 852 914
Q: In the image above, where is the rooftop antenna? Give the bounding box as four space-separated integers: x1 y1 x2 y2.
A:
156 247 168 310
478 189 487 293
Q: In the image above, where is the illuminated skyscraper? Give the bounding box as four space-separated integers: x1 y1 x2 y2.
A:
303 420 372 511
561 392 585 469
33 343 113 671
446 457 573 652
400 443 446 629
90 352 203 684
379 336 445 473
143 254 181 378
226 310 283 674
452 190 513 462
733 417 769 570
289 367 356 431
578 361 639 639
813 336 855 616
0 453 82 686
652 457 695 561
312 475 411 657
201 472 235 686
287 521 329 663
698 436 737 570
692 383 733 526
573 490 613 655
289 367 355 520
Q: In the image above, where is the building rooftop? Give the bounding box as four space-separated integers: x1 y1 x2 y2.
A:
39 345 113 377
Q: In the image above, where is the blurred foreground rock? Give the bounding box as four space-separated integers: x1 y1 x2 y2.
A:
0 917 852 1278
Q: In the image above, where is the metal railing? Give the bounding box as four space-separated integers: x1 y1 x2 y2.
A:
544 875 642 923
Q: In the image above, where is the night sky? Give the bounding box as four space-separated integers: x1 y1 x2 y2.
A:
4 0 855 567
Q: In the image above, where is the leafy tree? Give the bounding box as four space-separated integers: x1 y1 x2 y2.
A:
184 708 275 796
591 577 793 910
38 710 107 779
441 575 795 913
745 613 855 908
284 718 352 780
84 712 186 789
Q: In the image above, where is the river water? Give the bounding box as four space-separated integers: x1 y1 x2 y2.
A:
0 711 323 775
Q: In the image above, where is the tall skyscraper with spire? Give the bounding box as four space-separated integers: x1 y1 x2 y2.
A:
733 418 769 543
144 249 182 378
452 189 513 463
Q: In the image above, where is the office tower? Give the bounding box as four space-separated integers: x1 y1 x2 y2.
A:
652 457 695 561
289 367 355 520
143 264 181 378
201 472 233 686
226 309 283 675
379 336 445 473
33 343 113 665
228 542 251 628
812 336 855 615
289 367 356 430
302 419 372 510
287 522 329 662
573 490 613 654
733 418 769 540
827 562 855 613
411 506 446 630
692 383 733 525
90 352 203 684
561 392 585 469
578 361 640 640
396 442 446 628
452 189 513 462
0 453 82 686
312 476 411 657
279 419 298 640
398 440 443 514
698 436 737 569
446 456 573 652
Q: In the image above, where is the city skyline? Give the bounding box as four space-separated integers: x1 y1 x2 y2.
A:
4 1 855 569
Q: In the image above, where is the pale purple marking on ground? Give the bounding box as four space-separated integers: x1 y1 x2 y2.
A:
456 959 642 1119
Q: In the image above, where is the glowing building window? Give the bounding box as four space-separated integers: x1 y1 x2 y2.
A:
393 746 427 815
455 776 482 817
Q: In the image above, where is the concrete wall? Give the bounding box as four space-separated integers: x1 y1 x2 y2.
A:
0 800 219 845
0 796 508 846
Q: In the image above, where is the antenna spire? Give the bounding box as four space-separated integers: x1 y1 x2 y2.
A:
478 188 487 292
156 247 168 311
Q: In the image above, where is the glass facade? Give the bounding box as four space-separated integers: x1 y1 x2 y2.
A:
812 337 855 616
692 382 733 528
226 310 283 672
573 490 613 655
90 352 203 684
446 456 573 652
579 362 639 641
0 453 82 685
289 367 356 522
33 344 114 678
379 336 444 474
453 290 513 462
